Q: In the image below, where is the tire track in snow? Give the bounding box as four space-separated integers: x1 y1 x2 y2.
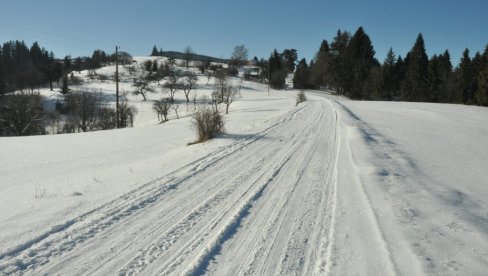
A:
119 106 316 275
198 99 340 276
0 105 308 275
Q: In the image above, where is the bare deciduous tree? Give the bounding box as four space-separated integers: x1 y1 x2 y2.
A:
221 85 239 114
0 93 46 136
132 76 154 101
172 104 179 119
214 69 227 102
65 90 100 132
153 98 172 123
167 56 176 68
181 71 198 102
206 70 212 84
231 44 249 67
184 46 193 69
163 70 181 103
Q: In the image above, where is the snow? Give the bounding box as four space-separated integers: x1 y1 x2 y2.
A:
1 58 488 275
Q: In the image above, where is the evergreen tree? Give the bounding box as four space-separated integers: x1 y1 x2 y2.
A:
311 40 332 88
60 75 69 95
402 33 429 101
394 55 406 99
363 66 383 100
381 48 397 100
458 49 475 104
329 30 351 94
268 49 286 89
426 54 441 102
475 67 488 106
151 45 159 56
282 49 298 74
472 51 484 104
436 50 453 102
345 26 377 99
293 58 311 89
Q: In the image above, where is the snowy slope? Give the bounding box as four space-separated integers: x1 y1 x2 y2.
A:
325 96 488 275
1 59 488 275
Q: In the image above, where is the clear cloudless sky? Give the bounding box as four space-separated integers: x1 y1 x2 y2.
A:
1 0 487 64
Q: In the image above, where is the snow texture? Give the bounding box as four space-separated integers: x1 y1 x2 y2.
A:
1 58 487 275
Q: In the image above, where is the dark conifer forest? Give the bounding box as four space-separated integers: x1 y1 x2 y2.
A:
292 27 488 106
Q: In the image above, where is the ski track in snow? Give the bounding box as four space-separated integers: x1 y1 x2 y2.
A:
0 97 341 276
3 87 486 275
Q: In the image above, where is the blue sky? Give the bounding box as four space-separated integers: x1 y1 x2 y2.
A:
1 0 487 65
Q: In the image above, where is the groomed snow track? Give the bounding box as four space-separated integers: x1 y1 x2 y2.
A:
0 97 340 275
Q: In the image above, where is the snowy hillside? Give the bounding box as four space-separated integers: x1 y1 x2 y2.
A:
1 59 488 275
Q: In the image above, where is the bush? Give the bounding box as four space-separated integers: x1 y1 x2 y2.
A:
153 98 172 123
0 93 47 136
118 101 137 128
191 105 224 143
296 90 307 105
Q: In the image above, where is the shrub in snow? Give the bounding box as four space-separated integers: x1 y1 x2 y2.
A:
153 98 172 123
296 90 307 105
191 105 224 143
0 92 47 136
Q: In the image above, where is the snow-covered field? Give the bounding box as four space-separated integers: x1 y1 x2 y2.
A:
1 58 488 275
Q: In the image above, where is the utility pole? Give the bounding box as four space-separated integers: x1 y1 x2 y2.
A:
115 46 119 128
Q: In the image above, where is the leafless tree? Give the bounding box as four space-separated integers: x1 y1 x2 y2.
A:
206 70 213 84
118 99 137 128
214 68 227 102
172 104 179 119
167 56 176 68
132 76 154 101
155 63 169 84
210 90 222 113
181 71 198 102
65 90 100 132
231 44 249 67
0 92 46 136
184 46 193 69
163 70 181 103
153 98 172 122
221 85 239 114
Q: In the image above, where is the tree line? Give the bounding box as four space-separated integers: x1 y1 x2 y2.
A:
0 40 135 136
0 40 132 95
292 27 488 106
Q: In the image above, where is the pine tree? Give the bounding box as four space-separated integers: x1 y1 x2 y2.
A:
268 49 286 89
426 54 441 102
151 45 159 56
475 67 488 106
381 48 397 100
311 40 331 88
60 75 69 95
329 30 351 94
402 33 429 101
436 50 453 102
282 49 298 74
458 49 475 104
345 26 377 99
293 58 311 89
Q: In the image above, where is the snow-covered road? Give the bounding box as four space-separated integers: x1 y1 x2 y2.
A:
2 86 488 275
0 96 341 275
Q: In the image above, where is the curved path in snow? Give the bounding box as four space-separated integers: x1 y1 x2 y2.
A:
0 96 342 275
